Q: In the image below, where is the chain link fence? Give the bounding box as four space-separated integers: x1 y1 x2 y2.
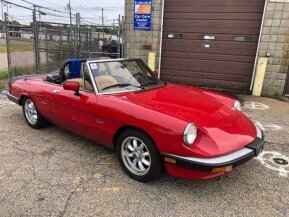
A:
3 11 123 80
5 23 36 79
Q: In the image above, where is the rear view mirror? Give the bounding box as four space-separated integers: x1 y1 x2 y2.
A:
63 81 81 96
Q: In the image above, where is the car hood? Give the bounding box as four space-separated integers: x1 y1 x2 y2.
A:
117 83 256 156
120 83 238 127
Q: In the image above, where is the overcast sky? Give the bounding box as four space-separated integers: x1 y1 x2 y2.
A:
1 0 124 25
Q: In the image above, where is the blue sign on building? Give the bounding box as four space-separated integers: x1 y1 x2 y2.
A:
134 0 152 31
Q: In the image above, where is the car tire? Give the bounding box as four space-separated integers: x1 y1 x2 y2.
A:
116 129 163 182
22 97 48 129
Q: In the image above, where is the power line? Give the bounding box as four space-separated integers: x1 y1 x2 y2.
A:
2 0 74 20
80 17 115 21
37 0 64 7
81 19 98 26
3 0 120 26
94 7 124 10
80 18 110 26
2 0 34 11
81 19 115 27
75 0 101 19
8 14 32 17
19 0 73 16
74 1 124 25
73 6 124 10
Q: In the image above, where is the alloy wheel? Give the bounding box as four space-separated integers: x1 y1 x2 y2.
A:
24 99 38 125
121 136 151 176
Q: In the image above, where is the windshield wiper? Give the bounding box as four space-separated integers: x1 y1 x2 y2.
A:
140 80 158 87
101 83 145 91
140 80 166 88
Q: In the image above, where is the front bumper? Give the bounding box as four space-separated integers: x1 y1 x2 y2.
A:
7 93 20 105
162 126 264 179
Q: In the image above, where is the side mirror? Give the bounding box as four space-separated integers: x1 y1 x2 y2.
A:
153 70 159 78
63 81 81 96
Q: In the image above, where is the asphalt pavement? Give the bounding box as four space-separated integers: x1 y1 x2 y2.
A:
0 92 288 217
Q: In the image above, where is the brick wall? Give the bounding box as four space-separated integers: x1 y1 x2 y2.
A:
124 0 162 70
259 1 289 96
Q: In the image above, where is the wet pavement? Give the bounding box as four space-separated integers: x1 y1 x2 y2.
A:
0 92 288 216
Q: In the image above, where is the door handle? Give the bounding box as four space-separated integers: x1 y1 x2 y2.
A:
52 89 60 94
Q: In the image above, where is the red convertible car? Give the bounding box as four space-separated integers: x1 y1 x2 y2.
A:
7 58 264 182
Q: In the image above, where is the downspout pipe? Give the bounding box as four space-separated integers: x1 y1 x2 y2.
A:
250 0 268 91
158 0 165 79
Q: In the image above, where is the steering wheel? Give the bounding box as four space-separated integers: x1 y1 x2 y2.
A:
126 66 146 82
127 66 139 74
126 72 144 84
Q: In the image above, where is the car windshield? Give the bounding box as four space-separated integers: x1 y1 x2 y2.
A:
88 59 163 93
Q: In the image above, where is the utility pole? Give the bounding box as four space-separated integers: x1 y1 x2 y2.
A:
76 12 80 38
101 8 104 40
75 12 80 57
76 13 80 30
6 2 8 21
4 12 12 79
68 0 72 26
1 1 4 21
66 0 72 42
33 6 40 73
121 15 124 58
37 6 41 22
117 14 120 58
112 19 115 35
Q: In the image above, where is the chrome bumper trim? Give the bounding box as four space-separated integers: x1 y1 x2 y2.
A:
255 125 264 139
164 148 254 165
7 93 20 105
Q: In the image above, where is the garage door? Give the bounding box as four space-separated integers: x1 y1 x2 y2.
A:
160 0 265 91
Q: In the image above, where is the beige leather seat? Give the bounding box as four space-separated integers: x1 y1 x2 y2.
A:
95 75 118 91
66 75 118 92
66 78 93 91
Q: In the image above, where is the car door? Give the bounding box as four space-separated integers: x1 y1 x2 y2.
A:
47 63 106 144
29 80 60 122
50 89 103 141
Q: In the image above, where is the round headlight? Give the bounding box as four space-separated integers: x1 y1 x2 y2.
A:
183 123 197 147
234 100 242 111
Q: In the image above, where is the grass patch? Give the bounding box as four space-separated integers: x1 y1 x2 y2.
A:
0 66 36 79
1 62 59 78
0 44 6 53
0 44 34 53
0 70 9 89
0 63 60 89
10 66 36 77
0 70 8 80
0 66 36 89
0 71 8 89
